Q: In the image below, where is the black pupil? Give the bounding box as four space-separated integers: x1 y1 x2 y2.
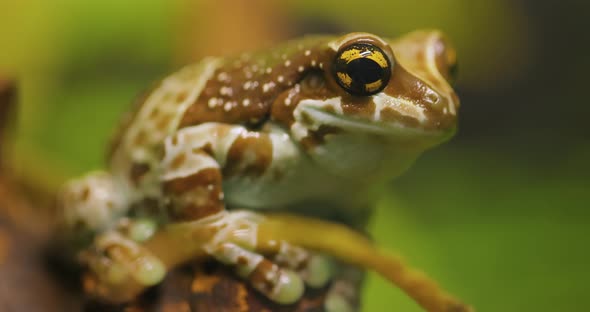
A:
346 57 383 84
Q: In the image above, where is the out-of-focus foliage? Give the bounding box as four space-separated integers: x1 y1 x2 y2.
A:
292 0 533 89
0 1 588 311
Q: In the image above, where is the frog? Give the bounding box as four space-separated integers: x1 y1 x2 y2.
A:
56 30 459 311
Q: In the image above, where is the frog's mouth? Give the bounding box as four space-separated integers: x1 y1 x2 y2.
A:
300 104 453 142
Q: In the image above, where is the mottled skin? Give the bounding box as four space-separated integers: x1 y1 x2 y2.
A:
58 30 459 311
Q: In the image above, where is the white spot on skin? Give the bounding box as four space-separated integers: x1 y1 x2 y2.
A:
284 98 291 106
243 99 251 107
243 81 255 90
304 50 311 56
217 72 230 82
263 82 275 93
265 67 272 74
311 60 317 66
277 75 284 83
284 60 291 67
298 66 305 73
319 63 324 69
220 86 233 96
224 102 233 112
208 98 219 109
244 71 253 79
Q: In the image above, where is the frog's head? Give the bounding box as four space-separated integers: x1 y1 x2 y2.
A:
278 31 459 180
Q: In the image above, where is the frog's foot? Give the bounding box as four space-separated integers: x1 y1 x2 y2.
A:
272 242 334 289
324 266 365 312
194 211 304 304
80 231 166 302
57 171 126 234
211 242 305 304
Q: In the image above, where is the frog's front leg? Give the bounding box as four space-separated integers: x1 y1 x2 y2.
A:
56 171 164 301
158 123 312 304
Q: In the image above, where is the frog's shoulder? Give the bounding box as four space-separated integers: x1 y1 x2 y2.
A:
107 58 222 162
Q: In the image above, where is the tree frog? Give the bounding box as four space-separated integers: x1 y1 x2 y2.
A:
57 30 460 311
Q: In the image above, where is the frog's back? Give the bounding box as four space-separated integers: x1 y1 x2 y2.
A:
107 36 332 193
107 58 222 193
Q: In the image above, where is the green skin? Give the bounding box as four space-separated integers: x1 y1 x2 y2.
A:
56 30 459 310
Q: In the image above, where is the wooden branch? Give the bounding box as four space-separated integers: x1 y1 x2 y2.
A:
84 261 333 312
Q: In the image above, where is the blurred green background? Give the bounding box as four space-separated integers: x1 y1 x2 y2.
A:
1 0 589 311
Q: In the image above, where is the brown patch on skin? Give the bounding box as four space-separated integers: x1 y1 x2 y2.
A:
237 256 249 266
176 91 188 103
149 107 160 119
133 130 149 146
169 153 187 171
270 87 299 127
163 168 224 221
155 114 173 132
129 162 150 185
223 132 273 178
299 111 314 126
171 135 179 146
248 260 277 293
341 97 376 119
80 187 90 201
198 142 214 156
299 125 342 151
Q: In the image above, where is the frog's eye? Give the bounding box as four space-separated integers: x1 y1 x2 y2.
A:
332 43 392 96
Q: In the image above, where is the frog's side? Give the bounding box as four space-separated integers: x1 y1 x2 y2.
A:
58 30 459 309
